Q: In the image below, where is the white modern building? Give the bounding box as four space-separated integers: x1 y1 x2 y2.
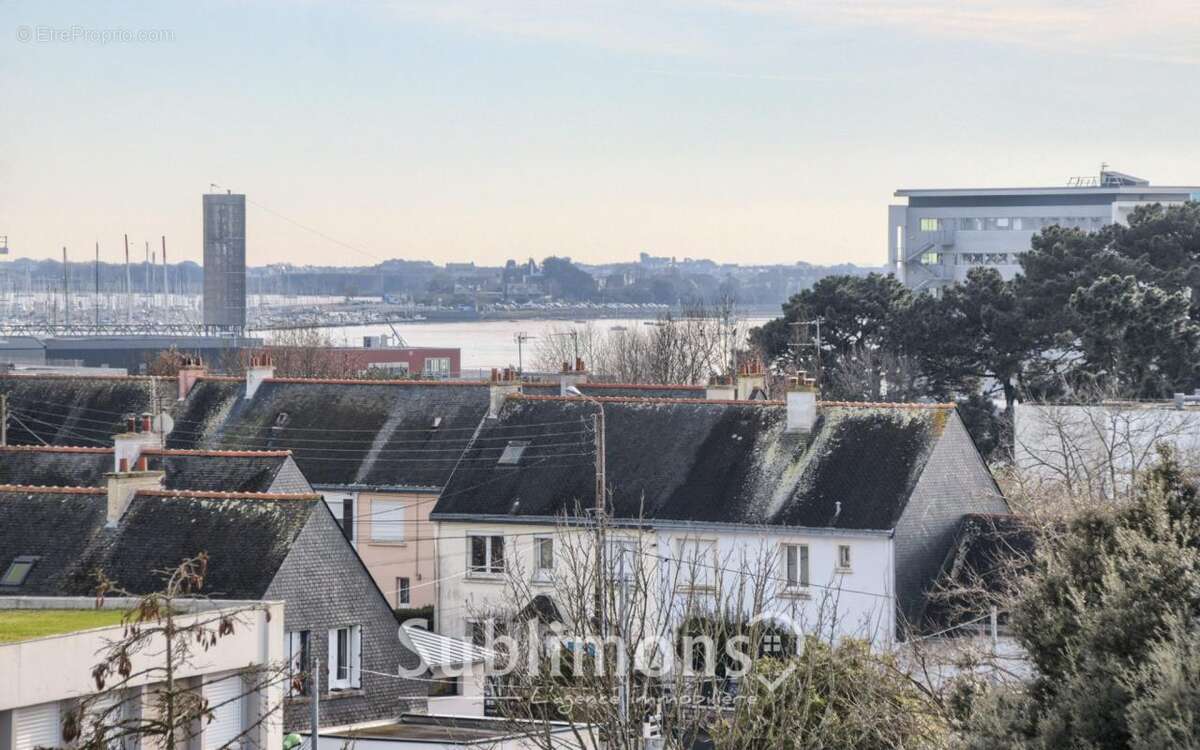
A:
0 597 284 750
888 169 1200 294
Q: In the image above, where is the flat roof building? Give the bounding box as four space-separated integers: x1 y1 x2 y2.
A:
888 170 1200 294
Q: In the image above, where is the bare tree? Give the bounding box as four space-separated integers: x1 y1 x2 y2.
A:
64 554 289 750
462 506 946 749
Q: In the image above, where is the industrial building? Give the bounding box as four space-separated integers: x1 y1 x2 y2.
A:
888 169 1200 294
202 191 247 332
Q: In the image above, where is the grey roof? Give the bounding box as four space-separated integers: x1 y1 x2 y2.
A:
0 446 310 494
168 379 492 488
0 488 107 596
0 486 320 599
432 396 953 531
521 382 706 400
0 374 174 446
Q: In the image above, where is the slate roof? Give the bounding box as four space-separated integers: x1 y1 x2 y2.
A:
521 382 706 400
0 487 108 596
168 378 493 488
0 486 320 599
0 446 308 494
432 395 952 531
0 374 175 446
72 490 320 599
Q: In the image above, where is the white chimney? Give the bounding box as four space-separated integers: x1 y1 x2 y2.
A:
488 367 522 418
113 414 161 473
786 378 818 433
245 354 275 400
105 468 165 526
705 375 735 401
735 362 766 400
558 357 589 397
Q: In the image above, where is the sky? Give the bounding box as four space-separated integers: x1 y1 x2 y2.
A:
1 0 1199 268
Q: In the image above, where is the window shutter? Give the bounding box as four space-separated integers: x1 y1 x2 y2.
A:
371 500 406 542
202 673 243 750
327 629 338 689
14 701 61 750
350 626 362 688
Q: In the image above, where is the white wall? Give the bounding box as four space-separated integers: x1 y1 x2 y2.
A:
436 521 896 646
0 600 284 750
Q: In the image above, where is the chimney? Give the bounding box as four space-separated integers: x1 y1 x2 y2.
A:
735 362 766 401
558 358 589 396
113 417 161 473
489 367 522 418
105 467 165 526
245 354 275 399
177 356 207 400
706 374 735 401
786 375 818 433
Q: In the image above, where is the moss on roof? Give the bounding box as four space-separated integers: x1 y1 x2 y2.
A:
0 609 128 643
0 376 170 446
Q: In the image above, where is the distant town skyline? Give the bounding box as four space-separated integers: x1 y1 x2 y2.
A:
3 0 1198 267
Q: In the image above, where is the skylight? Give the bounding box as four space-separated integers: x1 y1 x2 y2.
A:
0 556 38 587
498 441 530 466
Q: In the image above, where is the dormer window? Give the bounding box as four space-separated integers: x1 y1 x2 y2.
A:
0 556 38 587
498 441 530 466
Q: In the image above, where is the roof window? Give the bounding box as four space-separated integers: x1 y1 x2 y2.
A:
498 440 530 466
0 556 39 587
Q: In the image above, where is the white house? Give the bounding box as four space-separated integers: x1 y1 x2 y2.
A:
431 387 1007 648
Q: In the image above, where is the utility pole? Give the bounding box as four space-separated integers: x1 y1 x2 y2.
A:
514 332 536 375
309 650 320 750
1 394 7 446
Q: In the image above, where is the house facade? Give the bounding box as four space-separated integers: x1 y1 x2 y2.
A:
432 388 1007 645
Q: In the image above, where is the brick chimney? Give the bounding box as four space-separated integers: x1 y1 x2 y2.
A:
177 356 207 400
786 374 818 433
705 374 735 401
735 361 767 400
489 367 522 418
558 357 589 397
245 354 275 400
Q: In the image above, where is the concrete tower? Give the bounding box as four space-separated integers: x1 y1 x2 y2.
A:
202 192 246 333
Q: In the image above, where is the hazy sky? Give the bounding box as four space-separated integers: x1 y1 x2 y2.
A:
2 1 1199 268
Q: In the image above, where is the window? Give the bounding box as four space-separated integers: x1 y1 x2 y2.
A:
468 619 488 647
469 535 505 575
423 357 451 376
837 545 852 570
287 630 310 696
1 556 38 587
609 539 637 583
919 251 941 265
367 361 410 374
959 217 983 231
534 537 554 580
396 577 411 606
325 495 355 543
371 499 407 543
919 218 940 232
328 625 361 690
429 674 461 697
783 544 809 588
497 440 530 466
676 538 717 590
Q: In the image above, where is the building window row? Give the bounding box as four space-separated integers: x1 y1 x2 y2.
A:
959 252 1013 265
954 216 1105 231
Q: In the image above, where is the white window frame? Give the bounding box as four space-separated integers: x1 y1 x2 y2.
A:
675 537 717 592
286 630 310 696
533 536 554 582
919 218 940 232
370 499 407 543
423 357 451 376
468 534 505 577
782 543 809 590
327 625 362 691
396 576 411 606
837 544 852 571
